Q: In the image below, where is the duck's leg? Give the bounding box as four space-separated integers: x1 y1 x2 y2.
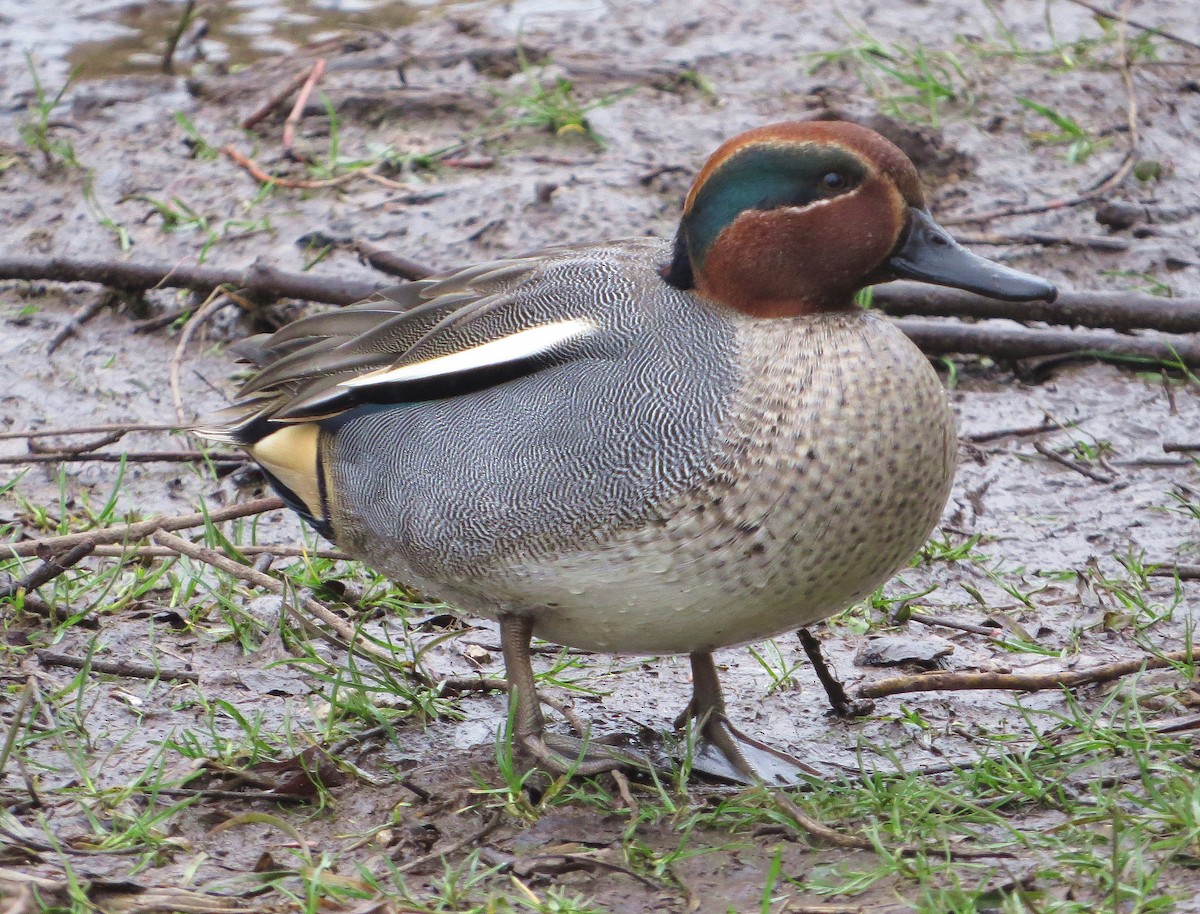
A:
498 613 647 777
682 651 822 785
798 629 875 718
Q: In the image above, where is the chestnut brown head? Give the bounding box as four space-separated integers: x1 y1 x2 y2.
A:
662 121 1055 317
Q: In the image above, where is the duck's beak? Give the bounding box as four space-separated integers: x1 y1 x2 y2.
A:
884 208 1057 303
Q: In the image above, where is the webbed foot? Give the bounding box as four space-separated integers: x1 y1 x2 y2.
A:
680 651 822 786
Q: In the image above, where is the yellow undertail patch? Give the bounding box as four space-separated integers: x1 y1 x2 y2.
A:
249 424 324 521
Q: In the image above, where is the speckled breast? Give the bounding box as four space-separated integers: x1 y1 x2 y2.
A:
517 309 957 654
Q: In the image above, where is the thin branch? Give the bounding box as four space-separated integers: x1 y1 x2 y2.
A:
4 495 284 558
46 293 111 355
1032 441 1116 484
772 790 1011 859
0 540 96 600
170 292 237 425
857 649 1193 699
152 529 404 672
0 423 181 441
36 650 201 683
0 255 380 306
283 59 327 156
85 543 348 560
896 318 1200 368
242 66 317 130
1061 0 1200 53
161 0 197 75
0 451 245 465
1149 564 1200 580
872 284 1200 335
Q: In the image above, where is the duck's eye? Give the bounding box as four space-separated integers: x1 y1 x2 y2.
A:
821 172 849 191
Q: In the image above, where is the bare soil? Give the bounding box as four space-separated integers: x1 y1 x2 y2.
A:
2 1 1200 911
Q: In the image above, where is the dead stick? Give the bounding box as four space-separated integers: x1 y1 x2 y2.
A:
895 319 1200 368
907 612 999 638
11 253 1200 337
1149 564 1200 580
1061 0 1200 53
29 431 124 456
873 283 1200 335
161 0 197 75
1163 442 1200 453
283 59 326 155
1032 441 1115 484
0 423 181 441
858 649 1192 699
222 144 358 190
964 419 1060 444
957 230 1129 252
152 530 403 670
4 495 284 558
171 293 236 425
772 790 1011 859
0 451 245 465
36 650 200 683
86 543 348 560
47 293 110 355
242 68 317 130
798 629 869 717
0 254 380 306
0 540 95 599
353 241 435 281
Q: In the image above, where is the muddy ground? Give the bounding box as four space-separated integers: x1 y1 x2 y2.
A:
2 0 1200 911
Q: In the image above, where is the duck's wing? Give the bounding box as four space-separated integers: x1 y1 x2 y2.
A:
195 251 611 446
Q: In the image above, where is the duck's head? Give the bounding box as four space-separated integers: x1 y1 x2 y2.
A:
662 120 1056 317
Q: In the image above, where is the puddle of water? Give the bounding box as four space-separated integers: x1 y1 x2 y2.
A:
0 0 435 84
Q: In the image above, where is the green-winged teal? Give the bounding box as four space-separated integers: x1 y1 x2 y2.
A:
200 120 1056 784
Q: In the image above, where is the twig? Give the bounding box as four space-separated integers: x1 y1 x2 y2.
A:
170 292 237 425
0 254 380 306
772 790 1011 859
222 143 360 190
242 67 318 130
12 253 1200 340
392 810 503 872
283 59 326 156
161 0 197 75
29 431 123 456
798 629 871 717
1148 564 1200 580
85 543 348 560
963 418 1060 444
353 241 435 281
907 612 999 637
0 423 180 441
857 649 1193 699
895 318 1200 369
152 530 404 671
0 540 95 600
872 284 1200 335
4 495 284 558
36 650 200 682
154 785 311 802
957 230 1128 252
46 293 111 355
1032 441 1116 484
1061 0 1200 53
0 450 244 465
942 15 1140 227
1163 442 1200 453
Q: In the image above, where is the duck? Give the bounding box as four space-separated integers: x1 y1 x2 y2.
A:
198 120 1056 785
